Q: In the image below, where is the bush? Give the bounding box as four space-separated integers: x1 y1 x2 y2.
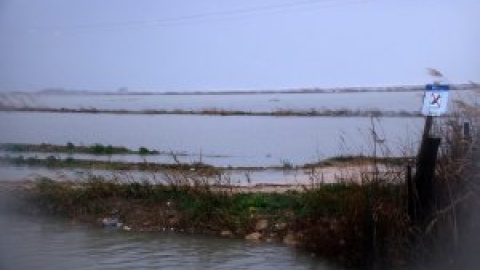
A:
66 142 75 150
90 144 113 155
91 144 105 154
138 147 150 155
104 145 113 155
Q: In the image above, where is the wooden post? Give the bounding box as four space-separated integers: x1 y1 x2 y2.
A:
422 116 434 142
464 122 471 142
408 115 441 225
414 137 441 224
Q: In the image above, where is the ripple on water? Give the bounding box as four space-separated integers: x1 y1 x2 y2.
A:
0 214 341 270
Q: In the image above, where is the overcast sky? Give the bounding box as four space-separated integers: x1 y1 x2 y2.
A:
0 0 479 92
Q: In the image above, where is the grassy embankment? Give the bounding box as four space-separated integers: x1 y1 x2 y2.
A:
0 106 422 117
19 172 408 269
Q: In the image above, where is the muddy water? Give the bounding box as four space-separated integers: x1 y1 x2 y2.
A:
0 91 427 112
0 213 341 270
0 112 423 167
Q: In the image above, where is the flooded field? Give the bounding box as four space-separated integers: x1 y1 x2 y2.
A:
0 112 423 167
1 91 428 112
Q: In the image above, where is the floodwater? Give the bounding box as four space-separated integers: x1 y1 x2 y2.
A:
0 213 340 270
0 165 320 186
0 112 423 167
2 90 476 113
1 91 428 112
0 92 457 270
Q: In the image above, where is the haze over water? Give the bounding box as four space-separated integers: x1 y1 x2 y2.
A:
0 1 479 269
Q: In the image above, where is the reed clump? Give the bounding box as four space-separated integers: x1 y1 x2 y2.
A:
296 181 410 268
408 88 480 268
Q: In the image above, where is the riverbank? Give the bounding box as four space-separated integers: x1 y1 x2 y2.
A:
1 171 412 269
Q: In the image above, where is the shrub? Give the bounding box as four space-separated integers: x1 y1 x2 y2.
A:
91 144 105 154
138 147 150 155
66 142 75 150
104 145 114 155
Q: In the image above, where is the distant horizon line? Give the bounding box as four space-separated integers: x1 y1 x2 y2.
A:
2 83 477 96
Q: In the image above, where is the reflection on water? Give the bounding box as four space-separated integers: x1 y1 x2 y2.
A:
0 214 340 270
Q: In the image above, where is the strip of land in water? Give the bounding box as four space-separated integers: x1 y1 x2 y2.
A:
7 83 476 95
0 106 423 117
0 142 159 155
0 142 410 171
0 152 409 174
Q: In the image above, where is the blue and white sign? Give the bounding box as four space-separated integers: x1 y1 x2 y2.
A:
421 84 450 116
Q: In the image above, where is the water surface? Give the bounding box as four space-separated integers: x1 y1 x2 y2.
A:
0 214 340 270
1 92 428 112
0 112 423 167
0 165 316 186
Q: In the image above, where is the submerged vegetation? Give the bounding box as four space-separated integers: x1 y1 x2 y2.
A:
0 142 159 155
0 155 219 173
0 151 408 173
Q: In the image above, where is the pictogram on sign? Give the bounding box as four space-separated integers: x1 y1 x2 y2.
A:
421 84 450 116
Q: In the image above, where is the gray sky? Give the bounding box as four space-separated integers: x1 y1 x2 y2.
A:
0 0 479 92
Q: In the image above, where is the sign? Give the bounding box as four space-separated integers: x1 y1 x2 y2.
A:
421 84 450 116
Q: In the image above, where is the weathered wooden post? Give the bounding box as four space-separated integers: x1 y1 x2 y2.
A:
464 122 471 142
410 84 450 225
406 163 415 220
413 136 441 224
